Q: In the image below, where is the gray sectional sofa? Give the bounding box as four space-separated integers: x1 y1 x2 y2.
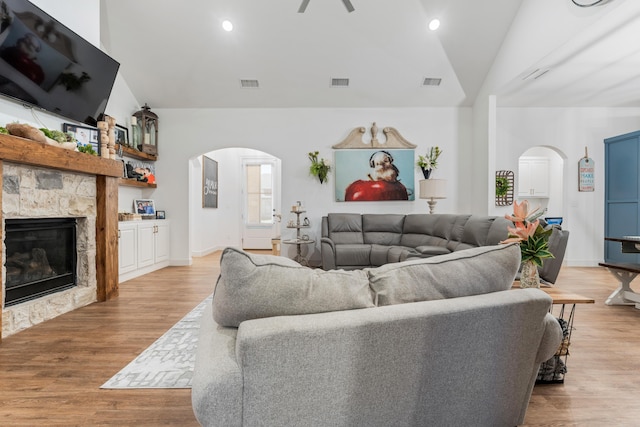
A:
192 244 563 427
321 213 569 284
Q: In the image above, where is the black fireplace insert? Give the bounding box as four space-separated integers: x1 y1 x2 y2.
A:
4 218 77 307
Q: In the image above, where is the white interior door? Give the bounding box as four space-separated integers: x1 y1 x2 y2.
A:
242 157 280 249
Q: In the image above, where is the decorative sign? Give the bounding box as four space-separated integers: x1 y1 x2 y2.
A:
578 148 594 192
202 156 218 208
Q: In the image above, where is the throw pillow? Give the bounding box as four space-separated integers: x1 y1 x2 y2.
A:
213 247 375 327
367 243 521 306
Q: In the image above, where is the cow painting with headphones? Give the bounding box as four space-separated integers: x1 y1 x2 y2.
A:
344 150 409 201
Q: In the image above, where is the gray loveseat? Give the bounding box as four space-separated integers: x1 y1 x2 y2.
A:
321 213 569 284
192 244 563 427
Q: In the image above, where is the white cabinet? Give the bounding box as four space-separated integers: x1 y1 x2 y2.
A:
154 221 170 263
136 221 156 268
518 157 549 198
118 222 138 275
118 220 171 282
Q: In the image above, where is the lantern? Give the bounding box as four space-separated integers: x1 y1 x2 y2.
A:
132 103 158 155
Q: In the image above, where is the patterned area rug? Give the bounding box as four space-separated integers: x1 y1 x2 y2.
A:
101 295 211 389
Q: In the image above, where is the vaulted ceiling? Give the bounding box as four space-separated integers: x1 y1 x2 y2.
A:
100 0 640 109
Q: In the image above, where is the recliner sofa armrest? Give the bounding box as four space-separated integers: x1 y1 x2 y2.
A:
321 237 337 270
539 227 569 284
414 245 451 256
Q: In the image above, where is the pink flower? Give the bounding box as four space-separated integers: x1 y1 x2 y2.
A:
504 200 539 224
501 219 539 244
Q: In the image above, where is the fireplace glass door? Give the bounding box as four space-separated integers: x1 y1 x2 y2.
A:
4 218 77 306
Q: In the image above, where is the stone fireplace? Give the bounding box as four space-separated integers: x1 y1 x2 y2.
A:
1 163 98 338
0 134 121 343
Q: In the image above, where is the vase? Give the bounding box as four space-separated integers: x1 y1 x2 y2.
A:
520 260 540 289
421 168 432 179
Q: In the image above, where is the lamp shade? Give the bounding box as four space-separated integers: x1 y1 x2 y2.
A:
419 179 447 199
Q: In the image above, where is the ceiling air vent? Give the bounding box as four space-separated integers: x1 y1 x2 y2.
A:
240 79 260 88
331 78 350 88
422 77 442 86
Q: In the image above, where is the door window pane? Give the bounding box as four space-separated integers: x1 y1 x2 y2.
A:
246 163 273 225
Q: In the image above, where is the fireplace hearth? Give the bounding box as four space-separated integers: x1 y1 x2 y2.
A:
4 218 77 307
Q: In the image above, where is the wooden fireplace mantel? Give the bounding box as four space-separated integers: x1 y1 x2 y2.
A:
0 134 122 341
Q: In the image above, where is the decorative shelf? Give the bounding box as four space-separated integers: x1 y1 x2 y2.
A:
117 144 157 161
119 178 157 188
0 134 123 177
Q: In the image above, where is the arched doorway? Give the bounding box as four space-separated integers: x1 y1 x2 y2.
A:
189 147 281 256
518 146 566 221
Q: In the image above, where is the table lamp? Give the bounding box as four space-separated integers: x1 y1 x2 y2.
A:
419 179 447 214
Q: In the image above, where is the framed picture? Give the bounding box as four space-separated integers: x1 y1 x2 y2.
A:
63 123 99 155
202 155 218 208
115 124 129 146
334 149 415 202
156 210 166 220
134 199 155 216
125 160 156 184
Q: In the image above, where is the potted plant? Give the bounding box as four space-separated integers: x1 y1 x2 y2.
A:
501 200 554 288
417 146 442 179
308 151 331 184
496 176 510 197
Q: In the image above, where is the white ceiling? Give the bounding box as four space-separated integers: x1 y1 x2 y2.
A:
99 0 640 109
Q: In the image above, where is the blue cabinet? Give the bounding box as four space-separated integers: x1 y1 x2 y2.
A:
605 130 640 263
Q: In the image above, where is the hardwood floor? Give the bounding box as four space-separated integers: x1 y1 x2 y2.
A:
1 253 639 426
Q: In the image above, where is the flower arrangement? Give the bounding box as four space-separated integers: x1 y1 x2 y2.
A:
417 146 442 179
501 200 554 267
308 151 331 184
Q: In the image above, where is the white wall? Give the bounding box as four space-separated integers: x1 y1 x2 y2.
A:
154 107 473 266
495 107 640 266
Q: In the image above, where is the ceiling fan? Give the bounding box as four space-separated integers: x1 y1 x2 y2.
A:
298 0 355 13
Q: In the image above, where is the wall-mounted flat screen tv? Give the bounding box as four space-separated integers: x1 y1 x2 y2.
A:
0 0 119 126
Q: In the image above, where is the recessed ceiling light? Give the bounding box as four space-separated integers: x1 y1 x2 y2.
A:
428 19 440 31
222 20 233 32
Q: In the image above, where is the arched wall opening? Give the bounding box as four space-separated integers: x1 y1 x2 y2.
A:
189 147 281 257
518 145 567 221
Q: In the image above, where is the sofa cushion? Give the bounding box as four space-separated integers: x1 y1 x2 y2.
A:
327 213 364 244
399 214 465 248
387 246 418 263
362 214 404 245
370 244 391 266
367 243 521 306
335 244 372 266
460 215 495 246
213 248 374 327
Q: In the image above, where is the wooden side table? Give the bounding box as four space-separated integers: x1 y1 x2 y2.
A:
514 283 594 383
